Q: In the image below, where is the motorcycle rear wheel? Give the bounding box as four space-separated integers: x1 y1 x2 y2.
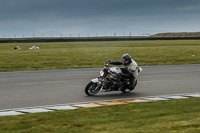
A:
121 80 137 93
85 81 101 96
131 80 137 90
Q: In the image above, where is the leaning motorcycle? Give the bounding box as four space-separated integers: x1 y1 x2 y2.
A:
85 61 143 96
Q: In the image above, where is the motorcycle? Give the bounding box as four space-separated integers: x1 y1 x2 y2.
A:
85 61 143 96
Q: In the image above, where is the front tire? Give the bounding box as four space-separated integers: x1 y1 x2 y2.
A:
85 81 101 96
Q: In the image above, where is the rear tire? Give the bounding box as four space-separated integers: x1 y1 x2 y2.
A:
121 80 137 93
121 88 131 93
85 81 101 96
131 80 137 91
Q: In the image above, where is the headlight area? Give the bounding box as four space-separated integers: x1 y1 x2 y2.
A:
99 71 104 76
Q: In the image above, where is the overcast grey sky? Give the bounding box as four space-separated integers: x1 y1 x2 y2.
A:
0 0 200 38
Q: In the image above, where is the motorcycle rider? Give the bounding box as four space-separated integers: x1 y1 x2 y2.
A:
107 53 139 91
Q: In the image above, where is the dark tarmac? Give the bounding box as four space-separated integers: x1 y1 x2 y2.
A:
0 64 200 110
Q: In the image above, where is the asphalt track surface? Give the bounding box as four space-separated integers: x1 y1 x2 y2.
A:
0 64 200 110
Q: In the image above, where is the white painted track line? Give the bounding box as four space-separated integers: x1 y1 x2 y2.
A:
0 92 199 116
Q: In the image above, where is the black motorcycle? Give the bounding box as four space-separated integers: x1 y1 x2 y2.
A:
85 61 142 96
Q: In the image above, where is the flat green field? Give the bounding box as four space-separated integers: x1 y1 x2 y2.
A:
0 40 200 71
0 98 199 133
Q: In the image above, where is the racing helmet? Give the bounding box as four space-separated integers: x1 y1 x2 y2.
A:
121 53 132 65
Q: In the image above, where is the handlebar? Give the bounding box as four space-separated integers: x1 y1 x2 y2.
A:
104 60 111 67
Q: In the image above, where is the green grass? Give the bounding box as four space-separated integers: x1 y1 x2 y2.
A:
0 98 199 133
0 40 200 71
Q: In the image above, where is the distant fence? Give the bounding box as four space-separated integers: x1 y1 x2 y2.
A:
1 36 200 43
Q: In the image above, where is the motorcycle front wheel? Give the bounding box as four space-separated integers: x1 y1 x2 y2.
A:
85 81 101 96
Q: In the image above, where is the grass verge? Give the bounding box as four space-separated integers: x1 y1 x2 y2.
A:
0 40 200 71
0 98 199 133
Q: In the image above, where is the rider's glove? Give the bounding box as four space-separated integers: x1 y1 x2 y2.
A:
106 60 111 64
